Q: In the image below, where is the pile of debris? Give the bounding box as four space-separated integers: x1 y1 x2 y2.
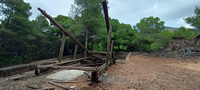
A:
152 35 200 58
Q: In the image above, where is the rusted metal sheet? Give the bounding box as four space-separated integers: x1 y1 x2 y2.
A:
102 0 110 34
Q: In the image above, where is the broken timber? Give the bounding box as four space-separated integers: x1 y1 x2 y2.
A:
105 27 112 70
36 0 115 82
102 0 110 33
38 8 102 60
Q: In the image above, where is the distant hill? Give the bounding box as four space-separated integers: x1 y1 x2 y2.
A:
165 26 178 32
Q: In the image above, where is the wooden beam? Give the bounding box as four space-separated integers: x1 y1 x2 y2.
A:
110 40 114 66
58 32 66 62
106 26 112 70
84 30 88 58
38 65 96 71
102 0 110 34
38 8 104 60
38 8 90 55
111 41 116 64
57 57 91 66
73 44 78 59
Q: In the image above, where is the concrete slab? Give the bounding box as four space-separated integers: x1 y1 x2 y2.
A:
46 70 85 81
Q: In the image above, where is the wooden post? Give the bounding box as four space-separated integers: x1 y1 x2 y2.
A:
58 32 66 63
112 41 116 64
110 40 114 66
106 26 112 70
84 30 88 58
73 44 78 59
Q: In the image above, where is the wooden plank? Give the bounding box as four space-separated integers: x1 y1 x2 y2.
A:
48 81 69 90
38 65 96 71
73 44 78 59
58 32 66 63
106 26 112 70
110 40 114 66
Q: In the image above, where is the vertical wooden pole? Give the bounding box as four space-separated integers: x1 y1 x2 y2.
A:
74 44 78 59
58 32 66 62
110 40 114 66
106 27 112 70
112 41 116 64
84 30 88 58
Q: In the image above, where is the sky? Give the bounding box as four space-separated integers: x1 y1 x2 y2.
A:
24 0 200 28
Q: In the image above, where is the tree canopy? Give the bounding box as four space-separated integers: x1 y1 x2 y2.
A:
185 7 200 31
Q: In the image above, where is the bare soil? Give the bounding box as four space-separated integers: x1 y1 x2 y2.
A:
1 54 200 90
103 54 200 90
82 54 200 90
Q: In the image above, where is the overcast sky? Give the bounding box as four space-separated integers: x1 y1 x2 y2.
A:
24 0 200 28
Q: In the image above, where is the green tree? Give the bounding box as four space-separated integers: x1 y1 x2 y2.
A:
136 16 165 51
70 0 105 50
185 6 200 31
174 26 197 39
0 0 33 67
0 0 32 28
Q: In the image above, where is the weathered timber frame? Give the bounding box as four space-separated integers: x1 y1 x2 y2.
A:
36 0 115 82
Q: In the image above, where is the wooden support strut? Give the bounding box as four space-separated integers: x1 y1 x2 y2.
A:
38 8 104 60
84 30 88 58
102 0 110 34
73 44 78 59
110 40 114 66
105 26 112 70
58 32 66 62
38 8 90 55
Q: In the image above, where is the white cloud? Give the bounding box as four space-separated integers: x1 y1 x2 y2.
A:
145 0 199 20
24 0 74 20
184 24 194 28
24 0 200 28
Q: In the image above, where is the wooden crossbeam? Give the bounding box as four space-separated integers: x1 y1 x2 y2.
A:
38 65 96 71
56 57 92 66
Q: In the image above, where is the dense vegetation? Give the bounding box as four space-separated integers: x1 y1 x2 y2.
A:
0 0 199 67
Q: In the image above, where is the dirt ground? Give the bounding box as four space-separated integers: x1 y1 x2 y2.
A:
1 54 200 90
100 54 200 90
